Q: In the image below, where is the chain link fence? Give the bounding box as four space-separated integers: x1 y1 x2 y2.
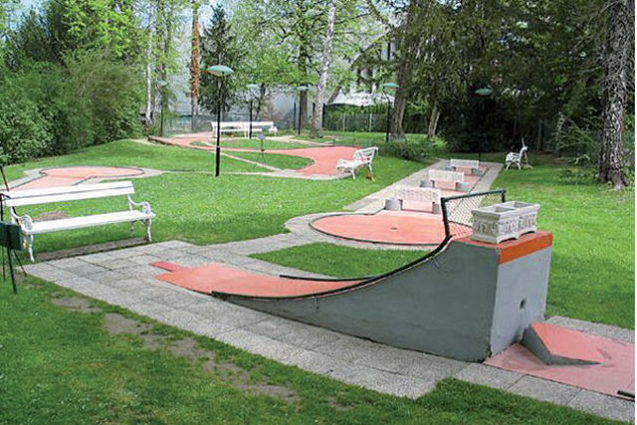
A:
441 189 506 240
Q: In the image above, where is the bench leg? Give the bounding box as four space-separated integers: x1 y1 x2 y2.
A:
145 219 153 242
27 235 35 262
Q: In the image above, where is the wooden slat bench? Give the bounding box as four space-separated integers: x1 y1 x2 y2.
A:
1 181 155 262
336 146 379 179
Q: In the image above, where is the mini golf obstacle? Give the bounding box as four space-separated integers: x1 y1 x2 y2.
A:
158 190 552 361
154 190 634 399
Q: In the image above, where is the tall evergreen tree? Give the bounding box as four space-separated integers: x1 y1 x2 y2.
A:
200 5 242 114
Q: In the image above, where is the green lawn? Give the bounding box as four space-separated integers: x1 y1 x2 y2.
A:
0 279 623 425
227 151 313 170
6 141 423 254
493 163 634 329
4 140 267 180
192 138 310 150
252 243 426 278
251 158 634 329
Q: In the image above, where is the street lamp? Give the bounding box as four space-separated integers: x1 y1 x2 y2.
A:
157 79 168 137
206 65 234 177
473 87 493 161
382 82 399 143
247 83 259 139
297 85 309 136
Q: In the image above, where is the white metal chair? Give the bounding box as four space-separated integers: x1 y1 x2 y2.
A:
506 140 529 170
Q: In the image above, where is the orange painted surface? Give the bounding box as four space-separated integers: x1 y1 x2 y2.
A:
311 211 472 245
530 322 607 364
14 166 144 190
156 262 361 297
458 231 553 264
486 326 634 398
152 134 359 176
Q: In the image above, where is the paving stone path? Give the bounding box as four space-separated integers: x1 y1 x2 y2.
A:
20 159 635 423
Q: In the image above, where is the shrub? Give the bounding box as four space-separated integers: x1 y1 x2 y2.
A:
0 71 52 163
378 138 433 163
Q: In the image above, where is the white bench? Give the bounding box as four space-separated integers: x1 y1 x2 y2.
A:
336 147 379 179
210 121 278 138
251 121 278 135
423 169 470 192
1 181 155 262
393 185 442 214
449 159 482 176
506 143 529 170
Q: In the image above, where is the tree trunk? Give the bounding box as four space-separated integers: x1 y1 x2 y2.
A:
598 0 630 189
310 0 337 138
190 1 200 131
427 101 440 138
390 0 420 140
144 4 155 125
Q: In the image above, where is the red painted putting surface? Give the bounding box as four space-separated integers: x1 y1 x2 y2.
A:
486 324 635 398
311 211 472 245
152 135 358 176
15 166 145 190
155 262 361 297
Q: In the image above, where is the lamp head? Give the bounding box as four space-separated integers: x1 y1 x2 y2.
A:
297 85 309 92
382 82 399 91
475 87 493 96
206 65 234 77
157 79 168 87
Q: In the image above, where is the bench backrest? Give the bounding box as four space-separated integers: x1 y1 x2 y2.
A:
429 169 464 183
210 122 247 130
1 181 135 207
394 185 441 203
450 158 479 169
353 147 379 163
251 121 276 127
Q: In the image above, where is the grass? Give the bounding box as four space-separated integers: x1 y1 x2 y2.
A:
227 151 313 170
252 243 426 278
0 278 623 425
248 153 634 329
192 138 310 150
491 162 634 329
3 140 267 180
6 141 424 254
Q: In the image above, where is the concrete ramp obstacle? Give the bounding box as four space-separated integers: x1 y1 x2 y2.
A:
156 232 553 362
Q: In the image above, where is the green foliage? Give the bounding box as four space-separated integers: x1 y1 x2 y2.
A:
200 5 243 114
378 138 433 162
0 52 141 164
0 72 51 163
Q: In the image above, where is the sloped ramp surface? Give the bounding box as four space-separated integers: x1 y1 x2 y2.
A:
155 262 361 297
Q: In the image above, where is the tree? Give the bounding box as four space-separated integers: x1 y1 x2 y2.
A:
190 0 201 129
200 5 243 114
598 0 632 189
310 0 338 137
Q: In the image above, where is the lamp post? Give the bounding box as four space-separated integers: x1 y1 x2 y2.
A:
297 85 309 136
473 87 493 162
157 80 168 137
382 82 399 143
247 83 259 139
206 65 234 177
